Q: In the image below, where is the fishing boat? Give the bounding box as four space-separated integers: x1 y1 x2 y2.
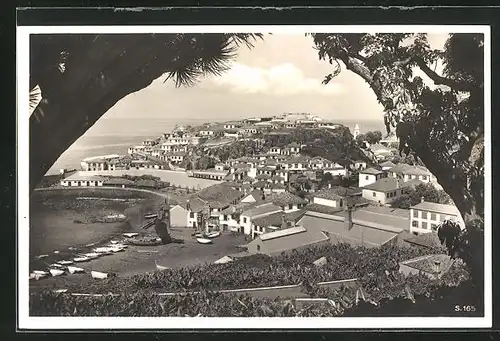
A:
83 253 100 260
109 246 125 253
110 240 118 244
207 231 221 238
49 269 65 277
197 238 213 244
91 271 109 279
67 266 85 274
195 233 204 238
33 270 49 276
155 260 169 271
73 256 90 262
30 272 47 280
50 263 64 268
35 254 48 260
53 289 68 293
94 247 114 255
57 260 74 266
123 233 139 238
53 250 60 254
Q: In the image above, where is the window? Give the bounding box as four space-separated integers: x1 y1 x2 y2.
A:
339 199 343 207
422 222 428 230
413 210 419 218
430 213 437 221
288 204 293 210
243 217 247 223
365 175 369 180
373 192 376 197
257 245 261 252
431 224 438 231
412 221 419 227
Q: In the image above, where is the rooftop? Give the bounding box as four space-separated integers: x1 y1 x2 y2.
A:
269 192 307 207
331 206 410 231
388 163 430 176
410 202 460 216
190 183 244 207
103 178 135 185
380 161 396 168
363 177 404 192
260 225 307 241
63 174 107 182
400 254 454 275
314 188 344 201
298 212 399 248
403 232 444 249
305 203 344 215
252 209 306 228
248 227 329 255
241 202 282 218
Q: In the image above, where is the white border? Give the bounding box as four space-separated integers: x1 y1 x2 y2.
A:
17 25 492 330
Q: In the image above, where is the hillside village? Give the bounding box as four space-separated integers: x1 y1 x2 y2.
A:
56 113 466 258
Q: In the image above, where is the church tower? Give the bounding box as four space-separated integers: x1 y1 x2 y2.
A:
354 124 360 139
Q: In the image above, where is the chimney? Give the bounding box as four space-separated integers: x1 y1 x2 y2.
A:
433 260 441 274
421 196 425 203
281 212 287 230
186 199 191 211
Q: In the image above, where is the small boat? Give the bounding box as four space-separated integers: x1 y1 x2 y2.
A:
109 247 125 253
73 256 90 262
85 242 97 247
35 254 48 260
197 238 213 244
49 269 65 277
195 233 204 238
155 260 169 271
53 289 68 293
110 240 118 244
123 233 139 238
94 247 114 255
68 247 77 250
207 231 221 238
33 270 49 276
91 271 109 279
57 260 74 265
67 266 85 274
83 253 100 260
144 213 158 219
50 263 64 268
53 250 60 254
30 272 47 280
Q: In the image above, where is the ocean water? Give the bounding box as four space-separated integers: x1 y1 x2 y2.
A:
47 117 385 175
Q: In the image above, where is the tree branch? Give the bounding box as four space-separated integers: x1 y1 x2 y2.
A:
394 56 475 92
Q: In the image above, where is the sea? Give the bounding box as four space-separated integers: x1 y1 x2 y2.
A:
47 116 385 175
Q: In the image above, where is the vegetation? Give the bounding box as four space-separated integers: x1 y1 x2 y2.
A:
29 33 262 191
310 33 484 225
390 183 452 209
356 130 383 145
30 243 476 317
119 174 169 189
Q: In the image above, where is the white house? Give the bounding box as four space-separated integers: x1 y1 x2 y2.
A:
312 189 345 209
61 175 105 187
270 192 307 213
199 130 214 136
324 165 348 177
388 164 437 184
358 167 386 188
410 201 466 235
353 160 367 171
128 145 146 155
362 178 421 205
269 147 281 155
169 205 189 228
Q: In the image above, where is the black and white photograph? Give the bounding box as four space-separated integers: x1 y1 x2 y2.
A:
17 21 491 330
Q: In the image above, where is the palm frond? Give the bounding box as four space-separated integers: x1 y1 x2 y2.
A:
29 85 42 116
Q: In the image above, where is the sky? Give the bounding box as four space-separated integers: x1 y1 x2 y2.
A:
101 33 449 123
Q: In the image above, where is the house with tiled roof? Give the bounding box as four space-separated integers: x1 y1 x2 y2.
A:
283 155 311 171
358 167 387 188
362 177 422 205
268 192 307 212
250 210 306 239
388 163 437 184
380 160 396 171
265 182 287 194
399 254 455 280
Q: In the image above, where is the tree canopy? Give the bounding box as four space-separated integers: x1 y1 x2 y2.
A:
29 33 262 192
309 33 484 223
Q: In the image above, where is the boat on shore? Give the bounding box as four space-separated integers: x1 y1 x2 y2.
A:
207 231 221 238
91 271 109 279
123 233 139 238
57 260 74 265
155 260 169 271
67 266 85 274
73 256 90 262
197 238 213 244
50 269 65 277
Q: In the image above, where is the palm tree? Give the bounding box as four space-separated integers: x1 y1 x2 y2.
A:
28 33 262 192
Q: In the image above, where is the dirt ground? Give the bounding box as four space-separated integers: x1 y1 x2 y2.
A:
28 191 247 291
